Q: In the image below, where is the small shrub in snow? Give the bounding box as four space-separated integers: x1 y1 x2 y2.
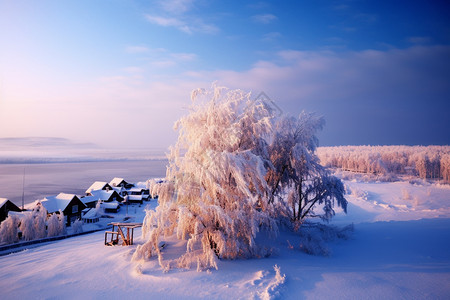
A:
58 210 67 236
20 212 36 241
0 215 20 244
350 187 369 200
47 213 60 237
299 223 354 256
71 219 83 234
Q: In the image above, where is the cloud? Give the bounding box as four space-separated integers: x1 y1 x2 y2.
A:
144 14 218 34
180 45 450 145
252 14 277 24
123 66 144 74
126 46 150 54
262 32 281 42
354 13 377 23
407 36 432 45
247 2 270 10
151 60 177 68
171 52 197 61
145 15 192 33
159 0 194 14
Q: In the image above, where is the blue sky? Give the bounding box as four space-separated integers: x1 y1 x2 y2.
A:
1 0 449 149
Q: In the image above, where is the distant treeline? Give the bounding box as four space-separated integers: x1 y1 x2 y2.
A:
317 145 450 183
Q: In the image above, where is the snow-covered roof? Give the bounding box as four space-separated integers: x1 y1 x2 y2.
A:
40 193 79 213
0 197 9 207
85 181 109 194
80 195 97 206
81 190 121 205
8 210 32 220
111 186 123 193
101 201 119 209
82 208 99 220
109 177 125 187
90 189 115 199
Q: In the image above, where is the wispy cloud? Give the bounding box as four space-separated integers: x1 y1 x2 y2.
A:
145 15 192 33
171 52 197 61
125 46 150 54
247 2 270 10
354 13 377 23
175 45 450 145
407 36 432 45
262 32 281 42
123 66 144 74
252 14 277 24
144 14 218 34
159 0 194 14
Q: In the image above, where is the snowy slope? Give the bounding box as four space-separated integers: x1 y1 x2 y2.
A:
0 179 449 299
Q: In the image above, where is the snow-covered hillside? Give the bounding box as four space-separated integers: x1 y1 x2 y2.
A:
0 177 449 299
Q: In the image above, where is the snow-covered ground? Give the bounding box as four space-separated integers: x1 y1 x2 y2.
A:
0 176 449 299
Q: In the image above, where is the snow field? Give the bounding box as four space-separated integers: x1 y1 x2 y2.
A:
0 178 449 299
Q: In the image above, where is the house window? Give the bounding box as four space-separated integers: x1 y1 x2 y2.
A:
72 205 78 213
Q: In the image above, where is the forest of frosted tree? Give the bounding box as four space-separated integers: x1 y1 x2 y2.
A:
317 145 450 183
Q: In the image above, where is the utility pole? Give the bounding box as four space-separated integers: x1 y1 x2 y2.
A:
21 167 26 211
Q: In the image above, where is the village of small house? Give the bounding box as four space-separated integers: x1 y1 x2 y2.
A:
0 177 161 249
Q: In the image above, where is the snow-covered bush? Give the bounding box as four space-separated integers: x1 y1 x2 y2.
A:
33 204 47 239
19 204 48 241
58 210 67 236
299 223 354 256
71 218 83 234
46 210 66 237
0 215 20 244
47 213 60 237
267 113 347 225
134 84 346 270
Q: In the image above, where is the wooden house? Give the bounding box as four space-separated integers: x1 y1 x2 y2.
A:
109 177 134 189
39 193 86 226
81 208 100 223
0 198 22 223
80 190 123 208
85 181 114 195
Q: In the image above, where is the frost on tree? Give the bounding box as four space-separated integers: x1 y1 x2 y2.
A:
133 84 346 270
267 113 347 225
134 85 278 270
19 203 48 241
47 210 66 237
0 215 20 244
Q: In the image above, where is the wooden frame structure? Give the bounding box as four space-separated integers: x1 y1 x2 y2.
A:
104 222 142 246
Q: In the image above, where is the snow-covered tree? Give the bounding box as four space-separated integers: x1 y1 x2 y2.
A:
19 203 48 241
267 113 347 224
134 85 347 270
0 215 19 244
47 213 60 237
134 85 277 269
33 204 47 239
72 218 83 234
58 210 67 236
317 145 450 183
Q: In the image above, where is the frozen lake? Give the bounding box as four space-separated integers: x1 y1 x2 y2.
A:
0 160 168 207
